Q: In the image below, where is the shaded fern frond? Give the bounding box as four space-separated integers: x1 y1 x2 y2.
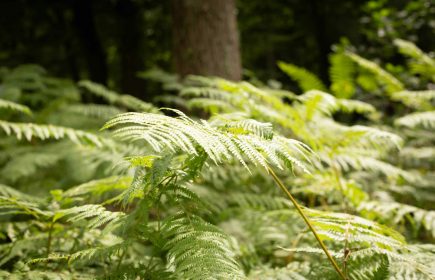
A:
161 215 245 279
64 104 124 120
79 80 159 113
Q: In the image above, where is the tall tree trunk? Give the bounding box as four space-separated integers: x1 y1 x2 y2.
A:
171 0 242 81
73 0 108 85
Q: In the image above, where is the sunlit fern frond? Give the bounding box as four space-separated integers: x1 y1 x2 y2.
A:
0 196 48 219
0 99 32 115
78 80 159 113
103 110 312 172
346 52 404 94
394 39 435 82
277 61 327 92
395 111 435 129
161 214 246 279
329 52 356 99
53 204 125 230
359 201 435 238
0 120 104 146
391 90 435 110
62 176 132 200
297 90 376 118
304 209 406 250
0 184 39 202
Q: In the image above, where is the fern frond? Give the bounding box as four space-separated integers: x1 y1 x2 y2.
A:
0 120 103 146
391 90 435 110
395 111 435 129
359 201 435 238
304 209 406 250
103 111 311 172
329 52 356 98
161 215 245 279
53 204 125 230
394 39 435 82
78 80 158 113
298 90 376 117
0 99 32 115
277 61 327 92
346 52 404 94
62 176 132 199
0 196 48 218
64 104 124 120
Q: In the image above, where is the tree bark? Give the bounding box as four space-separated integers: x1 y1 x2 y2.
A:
171 0 242 81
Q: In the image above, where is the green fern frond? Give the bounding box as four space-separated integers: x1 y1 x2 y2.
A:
103 111 311 172
395 111 435 129
64 104 124 120
62 176 132 199
53 204 125 230
359 201 435 238
0 99 32 115
346 52 404 94
0 120 103 146
277 61 327 92
394 39 435 82
304 209 406 249
0 196 48 218
329 52 356 98
161 215 245 279
78 80 158 113
391 90 435 110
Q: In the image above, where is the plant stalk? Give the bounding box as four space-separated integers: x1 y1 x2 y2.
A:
268 167 347 280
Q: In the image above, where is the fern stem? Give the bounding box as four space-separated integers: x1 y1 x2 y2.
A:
267 167 347 280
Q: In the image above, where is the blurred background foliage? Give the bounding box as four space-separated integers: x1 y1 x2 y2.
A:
0 0 433 98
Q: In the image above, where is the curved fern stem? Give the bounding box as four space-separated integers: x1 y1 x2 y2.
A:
267 167 347 280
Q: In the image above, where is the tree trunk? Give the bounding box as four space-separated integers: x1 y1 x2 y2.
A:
171 0 242 81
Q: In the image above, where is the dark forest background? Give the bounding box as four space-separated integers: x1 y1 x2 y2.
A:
0 0 433 100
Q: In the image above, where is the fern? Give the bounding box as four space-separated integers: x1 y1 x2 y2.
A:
277 61 327 92
0 120 103 146
0 99 32 115
346 52 404 94
79 80 159 113
161 215 245 279
329 52 356 98
395 111 435 129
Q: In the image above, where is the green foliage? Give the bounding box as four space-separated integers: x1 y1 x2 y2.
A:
1 40 435 279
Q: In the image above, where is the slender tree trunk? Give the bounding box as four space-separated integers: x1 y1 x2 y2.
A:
73 0 108 85
171 0 242 81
